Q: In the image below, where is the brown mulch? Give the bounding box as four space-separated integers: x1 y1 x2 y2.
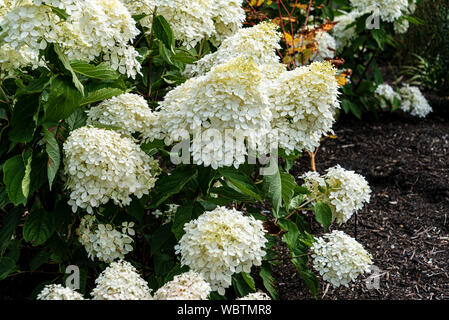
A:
274 108 449 300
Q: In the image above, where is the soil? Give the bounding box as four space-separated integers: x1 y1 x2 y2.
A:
274 106 449 300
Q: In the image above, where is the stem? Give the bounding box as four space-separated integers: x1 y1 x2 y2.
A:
277 0 291 67
354 51 376 92
0 85 11 104
284 199 314 220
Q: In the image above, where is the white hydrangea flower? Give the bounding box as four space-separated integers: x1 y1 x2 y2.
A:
152 57 273 169
91 260 153 300
63 126 160 213
398 84 433 118
120 0 155 29
211 0 245 44
310 31 336 62
37 284 84 300
350 0 415 23
394 18 410 34
155 0 215 49
332 10 361 51
185 22 284 78
302 165 371 225
154 271 212 300
122 0 244 49
237 291 271 300
0 43 44 79
268 61 340 154
311 230 373 287
0 0 141 78
175 206 267 296
76 214 134 263
152 204 179 225
375 83 401 109
324 165 372 224
86 93 160 137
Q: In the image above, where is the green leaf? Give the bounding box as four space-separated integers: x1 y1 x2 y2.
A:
0 185 11 208
0 207 23 251
65 108 87 130
0 108 6 120
50 6 69 20
43 77 83 122
232 273 255 297
45 44 84 96
150 166 197 208
159 43 174 65
22 150 32 199
153 15 175 51
197 166 217 197
278 219 300 251
16 76 51 96
79 87 124 106
29 249 51 271
218 167 262 202
3 155 27 205
0 257 16 280
262 165 282 217
171 201 193 241
280 172 297 210
241 271 256 292
341 99 362 119
292 262 319 298
70 61 119 80
209 185 255 203
23 209 54 246
44 128 61 190
314 201 333 231
8 93 40 143
371 29 387 50
260 262 278 299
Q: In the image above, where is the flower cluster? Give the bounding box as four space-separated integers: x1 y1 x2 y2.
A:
91 260 153 300
237 292 271 300
0 43 43 79
63 126 160 213
175 206 267 295
86 93 160 137
154 271 211 300
398 84 433 118
332 10 361 51
122 0 244 49
152 204 180 225
350 0 416 23
37 284 84 300
0 0 141 78
269 61 340 154
76 215 134 263
302 165 371 224
212 0 246 44
311 230 373 287
312 31 337 62
153 57 273 169
185 22 283 78
375 83 401 109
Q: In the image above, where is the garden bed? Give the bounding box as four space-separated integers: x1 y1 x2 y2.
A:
275 107 449 300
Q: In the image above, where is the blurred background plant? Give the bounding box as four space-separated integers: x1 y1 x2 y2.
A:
398 0 449 98
243 0 448 118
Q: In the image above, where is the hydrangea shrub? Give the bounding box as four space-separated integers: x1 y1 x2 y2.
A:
0 0 426 301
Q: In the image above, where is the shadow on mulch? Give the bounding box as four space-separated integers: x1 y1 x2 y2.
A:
275 106 449 300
